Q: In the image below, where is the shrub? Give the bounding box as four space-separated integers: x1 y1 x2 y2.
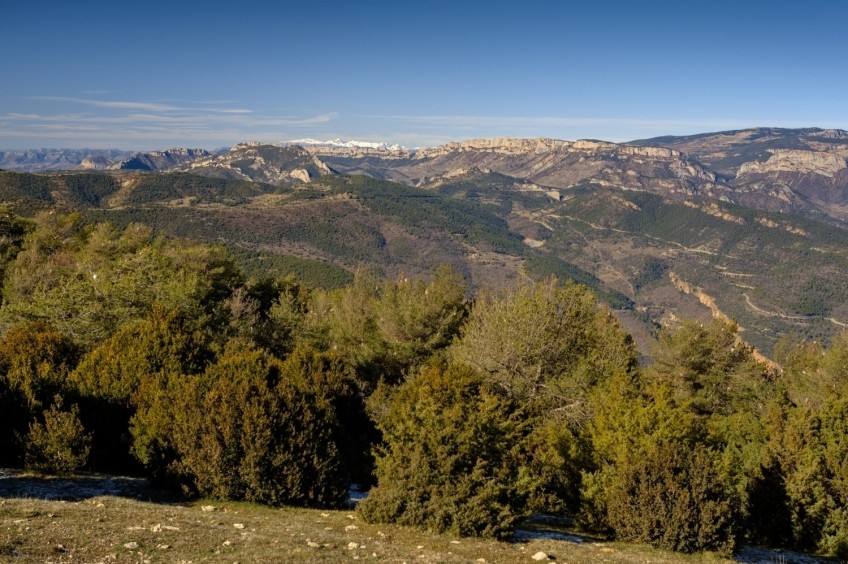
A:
0 321 79 408
358 361 528 539
24 397 91 475
451 278 636 423
605 441 738 555
133 340 348 507
781 399 848 557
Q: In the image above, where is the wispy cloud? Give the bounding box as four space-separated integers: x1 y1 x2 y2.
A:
30 96 182 112
1 96 339 149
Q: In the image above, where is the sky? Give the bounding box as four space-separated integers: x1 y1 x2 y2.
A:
3 0 848 150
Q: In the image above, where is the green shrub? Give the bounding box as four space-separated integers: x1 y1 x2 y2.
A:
358 361 528 539
133 340 348 507
451 278 636 422
781 399 848 557
605 441 738 555
24 398 91 475
277 346 376 487
0 321 79 408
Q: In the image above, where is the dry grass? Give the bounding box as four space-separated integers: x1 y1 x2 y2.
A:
0 494 738 563
2 471 823 563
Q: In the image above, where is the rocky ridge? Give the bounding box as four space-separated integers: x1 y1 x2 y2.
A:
317 136 727 208
315 130 848 227
168 142 332 185
113 147 210 171
0 148 129 171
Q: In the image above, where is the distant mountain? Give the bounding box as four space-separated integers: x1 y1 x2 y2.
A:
114 147 209 171
168 142 333 185
311 132 848 228
630 128 848 225
0 148 130 172
288 138 406 151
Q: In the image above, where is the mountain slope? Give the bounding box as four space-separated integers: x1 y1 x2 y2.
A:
114 148 209 171
631 128 848 225
169 142 332 185
313 131 848 228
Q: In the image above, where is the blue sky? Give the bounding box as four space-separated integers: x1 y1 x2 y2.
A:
3 1 848 149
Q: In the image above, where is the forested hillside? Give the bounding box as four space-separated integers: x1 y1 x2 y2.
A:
0 211 846 558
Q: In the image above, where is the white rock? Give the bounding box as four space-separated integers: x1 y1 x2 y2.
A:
531 551 549 561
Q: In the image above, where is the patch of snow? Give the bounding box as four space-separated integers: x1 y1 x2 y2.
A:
346 484 368 507
513 529 586 544
288 138 406 151
0 468 173 501
734 546 830 563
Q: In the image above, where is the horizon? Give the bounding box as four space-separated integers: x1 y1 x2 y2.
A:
3 1 848 150
0 125 842 153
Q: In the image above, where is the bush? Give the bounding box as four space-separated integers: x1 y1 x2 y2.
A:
781 399 848 557
277 347 377 487
451 278 636 422
133 340 348 507
358 361 528 539
24 397 91 475
605 442 738 555
0 321 79 408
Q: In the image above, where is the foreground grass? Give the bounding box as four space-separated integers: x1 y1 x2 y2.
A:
0 494 741 564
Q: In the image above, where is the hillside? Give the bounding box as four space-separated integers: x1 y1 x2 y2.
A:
312 131 848 228
631 128 848 225
168 142 332 184
3 129 848 355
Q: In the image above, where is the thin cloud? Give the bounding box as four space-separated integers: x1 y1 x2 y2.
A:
365 114 765 131
0 104 340 149
31 96 182 112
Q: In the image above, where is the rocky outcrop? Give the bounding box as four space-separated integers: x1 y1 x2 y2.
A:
80 156 113 170
738 149 846 177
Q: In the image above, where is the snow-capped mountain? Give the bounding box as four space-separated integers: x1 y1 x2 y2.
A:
288 138 406 151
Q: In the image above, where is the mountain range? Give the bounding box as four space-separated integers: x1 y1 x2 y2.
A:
1 127 847 358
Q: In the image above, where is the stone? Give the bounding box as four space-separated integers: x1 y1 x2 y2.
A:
531 551 549 561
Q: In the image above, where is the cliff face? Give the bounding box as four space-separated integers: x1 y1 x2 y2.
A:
737 149 846 177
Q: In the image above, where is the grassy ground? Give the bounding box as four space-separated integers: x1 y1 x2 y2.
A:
0 497 733 564
0 472 827 563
